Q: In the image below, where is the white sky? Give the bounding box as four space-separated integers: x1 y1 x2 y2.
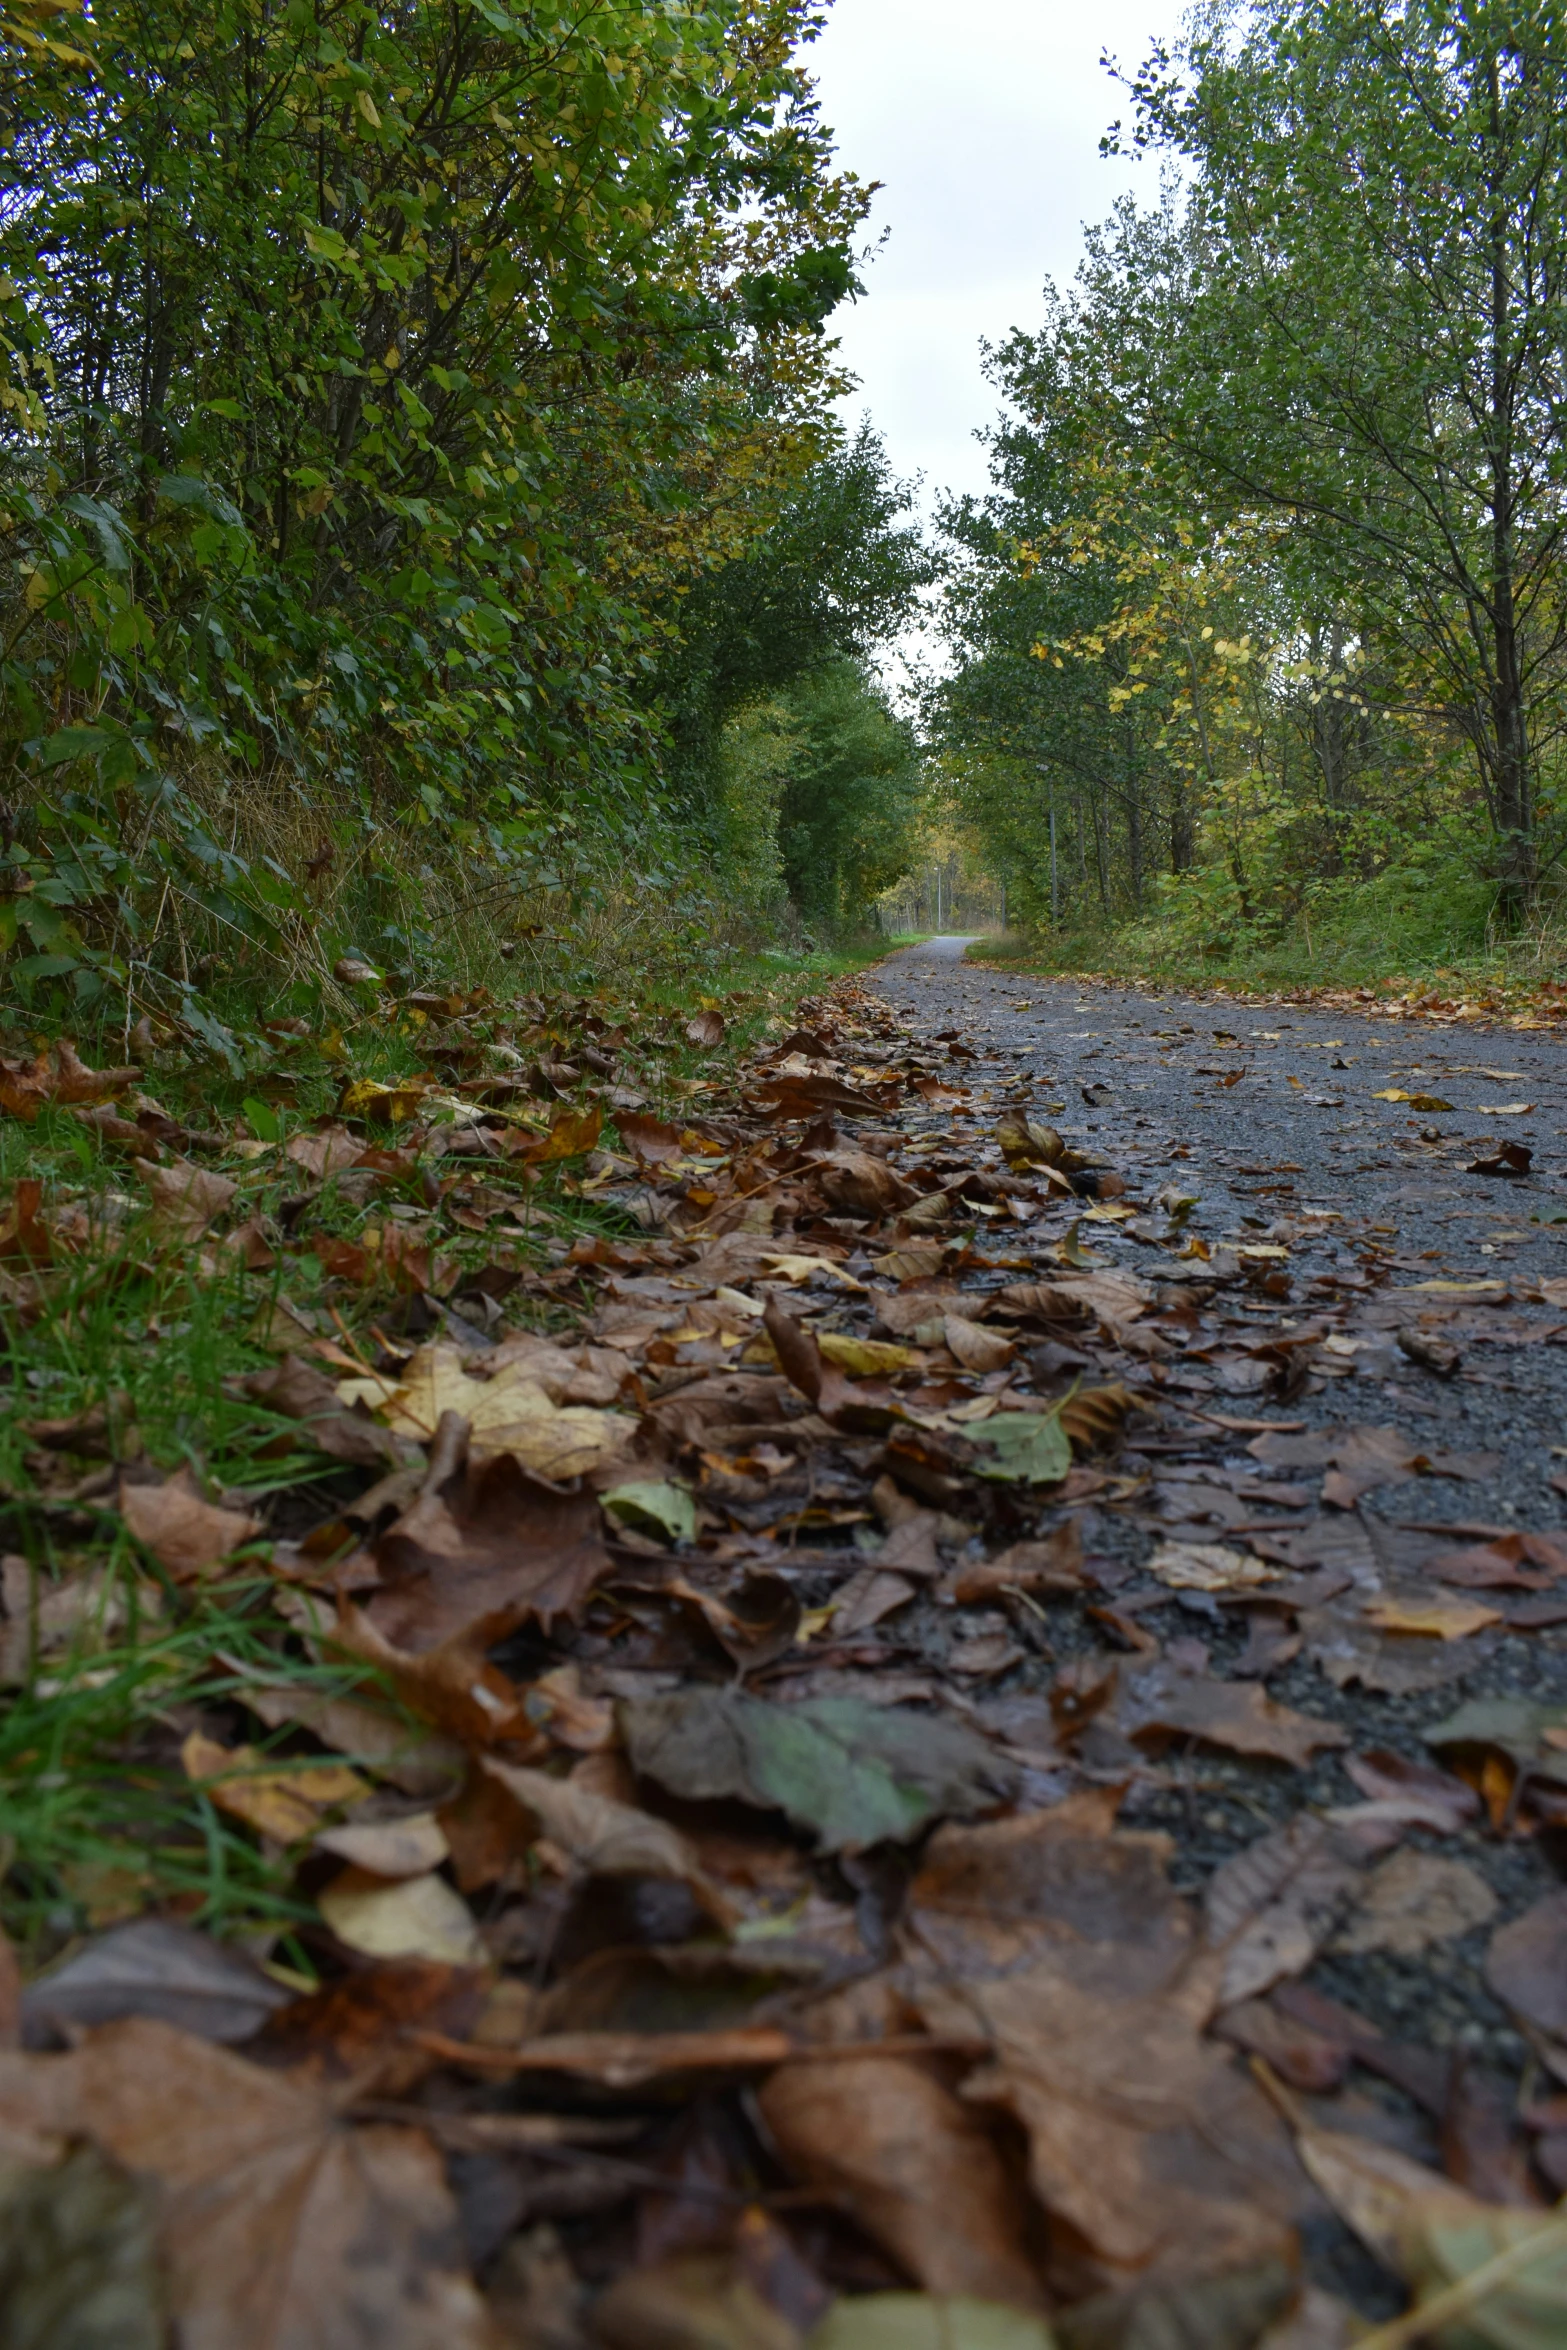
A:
807 0 1189 514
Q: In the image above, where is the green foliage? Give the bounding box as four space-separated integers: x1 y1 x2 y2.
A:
0 0 869 1025
722 661 925 936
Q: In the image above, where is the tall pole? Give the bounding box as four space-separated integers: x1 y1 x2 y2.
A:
1049 791 1059 928
934 864 942 933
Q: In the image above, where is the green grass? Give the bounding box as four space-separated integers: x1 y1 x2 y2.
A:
0 940 895 1960
963 851 1567 1007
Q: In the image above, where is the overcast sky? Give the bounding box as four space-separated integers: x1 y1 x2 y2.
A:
807 0 1188 516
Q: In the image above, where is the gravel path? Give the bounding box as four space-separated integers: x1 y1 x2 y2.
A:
860 940 1567 2166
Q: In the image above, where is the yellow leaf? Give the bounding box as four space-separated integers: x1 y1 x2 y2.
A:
355 87 381 127
1363 1595 1502 1641
1476 1103 1535 1116
181 1730 367 1843
818 1332 922 1377
319 1868 481 1964
362 1342 635 1478
763 1253 867 1291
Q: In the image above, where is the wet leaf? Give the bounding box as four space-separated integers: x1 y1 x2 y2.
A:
602 1478 697 1544
20 1918 291 2046
0 2018 495 2347
971 1407 1072 1485
620 1688 1015 1852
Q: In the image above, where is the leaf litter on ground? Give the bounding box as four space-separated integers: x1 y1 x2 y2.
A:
2 978 1567 2343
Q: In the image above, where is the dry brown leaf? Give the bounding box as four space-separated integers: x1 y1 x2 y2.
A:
943 1315 1015 1373
481 1754 709 1887
142 1156 238 1243
120 1469 260 1583
1115 1657 1350 1766
351 1343 635 1479
0 2017 494 2348
1329 1849 1498 1958
1363 1592 1503 1640
757 2055 1046 2309
1149 1541 1286 1593
314 1812 450 1878
367 1448 612 1652
1205 1819 1371 2008
181 1730 367 1843
0 1040 140 1122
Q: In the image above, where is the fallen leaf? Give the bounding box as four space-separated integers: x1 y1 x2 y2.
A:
313 1812 450 1879
1468 1142 1533 1177
119 1469 260 1583
181 1730 368 1843
1486 1890 1567 2042
318 1867 482 1964
1476 1102 1535 1115
362 1344 635 1479
1363 1593 1503 1640
368 1449 613 1651
810 2299 1054 2350
0 1040 140 1122
0 2018 495 2347
819 1332 924 1378
1330 1850 1497 1958
142 1157 238 1243
685 1009 726 1050
970 1408 1072 1485
758 2056 1046 2307
593 2252 798 2350
620 1688 1014 1852
1205 1818 1371 2007
20 1918 291 2046
943 1315 1015 1373
480 1755 707 1885
1116 1657 1350 1766
1149 1541 1285 1593
601 1478 697 1544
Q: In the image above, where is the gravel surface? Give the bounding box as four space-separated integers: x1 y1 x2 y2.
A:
864 938 1567 2144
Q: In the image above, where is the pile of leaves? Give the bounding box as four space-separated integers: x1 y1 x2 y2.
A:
7 975 1567 2346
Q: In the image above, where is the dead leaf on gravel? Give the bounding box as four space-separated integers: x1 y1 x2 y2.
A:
943 1315 1014 1372
1205 1818 1372 2008
119 1468 260 1582
1115 1656 1350 1766
0 2017 495 2349
1149 1540 1285 1592
1334 1748 1480 1835
20 1918 290 2046
1468 1140 1533 1177
1486 1890 1567 2043
1363 1592 1503 1640
1330 1849 1497 1957
759 2057 1045 2309
946 1522 1084 1605
620 1688 1014 1852
142 1156 238 1243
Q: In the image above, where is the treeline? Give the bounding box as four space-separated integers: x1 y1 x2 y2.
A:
0 0 925 1038
934 0 1567 978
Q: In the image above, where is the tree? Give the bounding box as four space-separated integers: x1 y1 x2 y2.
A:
1116 0 1567 907
0 0 867 1007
